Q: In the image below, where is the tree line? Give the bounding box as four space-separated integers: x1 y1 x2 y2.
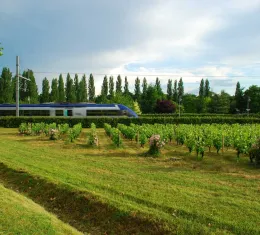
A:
0 67 259 114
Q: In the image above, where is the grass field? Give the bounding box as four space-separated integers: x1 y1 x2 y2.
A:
0 128 260 234
0 183 82 235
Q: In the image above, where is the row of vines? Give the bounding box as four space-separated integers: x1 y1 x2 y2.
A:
116 123 260 163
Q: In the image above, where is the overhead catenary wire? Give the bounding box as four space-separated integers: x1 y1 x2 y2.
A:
18 71 260 78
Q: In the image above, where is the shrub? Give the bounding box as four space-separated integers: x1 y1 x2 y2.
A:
249 138 260 165
147 134 165 156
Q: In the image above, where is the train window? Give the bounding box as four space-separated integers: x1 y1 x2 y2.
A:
55 110 63 116
19 110 50 116
0 110 16 116
86 110 121 116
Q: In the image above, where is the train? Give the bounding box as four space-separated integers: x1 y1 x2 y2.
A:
0 103 138 118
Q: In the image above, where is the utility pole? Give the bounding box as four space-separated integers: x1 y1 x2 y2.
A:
16 56 19 117
15 56 31 117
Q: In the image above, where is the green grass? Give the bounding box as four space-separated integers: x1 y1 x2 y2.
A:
0 183 82 235
0 128 260 234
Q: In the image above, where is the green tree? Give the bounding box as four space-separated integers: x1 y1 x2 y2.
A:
88 73 95 101
27 70 38 103
124 76 129 95
0 67 12 103
182 94 197 113
74 74 80 102
110 93 134 110
41 77 50 103
173 79 178 102
234 82 244 112
133 101 142 115
20 71 29 102
244 85 260 113
66 73 76 103
50 78 58 102
205 79 210 97
210 91 231 113
109 76 114 98
116 75 122 94
177 78 184 100
134 77 141 100
155 77 163 96
79 74 88 102
0 43 3 56
142 77 148 95
199 79 205 98
167 79 173 100
58 74 65 102
101 75 108 98
140 85 160 113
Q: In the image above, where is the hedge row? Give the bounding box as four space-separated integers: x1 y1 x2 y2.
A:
140 113 260 117
1 116 260 128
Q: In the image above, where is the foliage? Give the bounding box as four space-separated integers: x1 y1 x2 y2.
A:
116 75 122 94
134 77 141 101
41 77 50 103
50 78 58 102
133 101 142 115
101 75 108 97
147 134 165 156
104 123 122 147
0 67 13 103
155 100 176 113
68 123 82 142
0 43 3 56
3 116 260 129
88 73 95 102
66 73 76 103
58 74 65 102
88 123 99 146
249 137 260 164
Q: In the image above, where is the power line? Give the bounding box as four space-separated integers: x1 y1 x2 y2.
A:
27 71 260 78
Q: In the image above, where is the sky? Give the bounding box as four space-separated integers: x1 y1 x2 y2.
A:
1 0 260 95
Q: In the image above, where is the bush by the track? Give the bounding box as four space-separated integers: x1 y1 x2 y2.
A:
1 116 260 128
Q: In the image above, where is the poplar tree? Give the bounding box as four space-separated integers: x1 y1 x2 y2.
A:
50 78 58 102
142 77 148 95
109 76 114 98
116 75 122 94
155 77 163 95
177 78 184 100
66 73 75 102
134 77 141 100
58 74 65 102
0 67 12 103
173 79 178 102
124 76 129 95
205 79 210 97
101 75 108 97
74 74 80 102
167 79 173 100
79 74 88 102
199 79 205 98
88 73 95 101
235 82 244 111
42 77 50 103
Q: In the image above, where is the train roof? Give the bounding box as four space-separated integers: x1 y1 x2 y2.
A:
0 103 118 108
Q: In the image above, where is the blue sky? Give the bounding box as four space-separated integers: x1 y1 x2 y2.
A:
1 0 260 95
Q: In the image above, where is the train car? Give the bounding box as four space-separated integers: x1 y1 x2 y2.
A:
0 103 138 118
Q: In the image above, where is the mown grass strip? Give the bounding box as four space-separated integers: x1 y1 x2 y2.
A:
0 163 171 235
0 182 82 235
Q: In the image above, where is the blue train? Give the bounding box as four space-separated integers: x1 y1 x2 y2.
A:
0 103 138 117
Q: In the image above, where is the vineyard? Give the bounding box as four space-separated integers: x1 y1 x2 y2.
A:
17 121 260 164
0 124 260 234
